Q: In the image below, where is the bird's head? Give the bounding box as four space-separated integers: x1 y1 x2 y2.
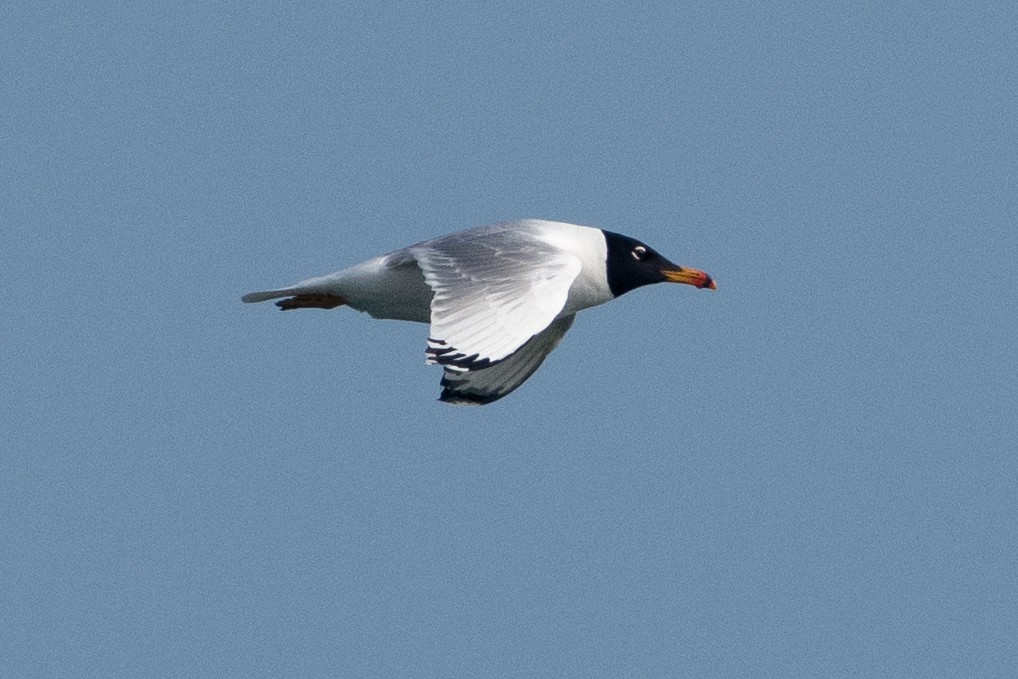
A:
603 231 716 298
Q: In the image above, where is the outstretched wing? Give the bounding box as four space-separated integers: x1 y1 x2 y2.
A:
412 226 582 370
439 314 576 405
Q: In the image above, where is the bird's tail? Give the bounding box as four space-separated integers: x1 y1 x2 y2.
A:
242 279 347 310
241 288 296 303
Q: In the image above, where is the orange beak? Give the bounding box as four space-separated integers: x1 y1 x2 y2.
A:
661 266 717 290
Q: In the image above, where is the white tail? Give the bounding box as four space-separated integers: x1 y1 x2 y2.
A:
241 288 297 303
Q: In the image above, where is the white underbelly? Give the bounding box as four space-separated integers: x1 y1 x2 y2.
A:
335 258 434 323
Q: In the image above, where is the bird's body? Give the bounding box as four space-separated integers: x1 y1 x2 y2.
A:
243 219 715 405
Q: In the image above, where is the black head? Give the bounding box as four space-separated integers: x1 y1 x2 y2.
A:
603 230 716 298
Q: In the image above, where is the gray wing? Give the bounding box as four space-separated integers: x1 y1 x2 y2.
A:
411 226 582 371
438 314 576 405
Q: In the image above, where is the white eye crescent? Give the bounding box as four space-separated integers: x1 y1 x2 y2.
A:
632 245 647 261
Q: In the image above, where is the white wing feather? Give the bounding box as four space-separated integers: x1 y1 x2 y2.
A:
412 226 582 370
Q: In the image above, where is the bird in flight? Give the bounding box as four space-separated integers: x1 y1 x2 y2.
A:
243 219 715 405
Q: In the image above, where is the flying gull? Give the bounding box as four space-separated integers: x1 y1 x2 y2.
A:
243 219 715 405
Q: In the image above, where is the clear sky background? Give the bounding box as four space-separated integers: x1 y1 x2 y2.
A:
3 2 1016 677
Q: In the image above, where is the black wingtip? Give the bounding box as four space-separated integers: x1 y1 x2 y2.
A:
426 339 499 370
438 388 502 406
438 375 506 406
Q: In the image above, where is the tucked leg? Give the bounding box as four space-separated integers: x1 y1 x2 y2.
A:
276 293 347 310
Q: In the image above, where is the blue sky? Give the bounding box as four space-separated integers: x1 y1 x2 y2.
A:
3 2 1016 676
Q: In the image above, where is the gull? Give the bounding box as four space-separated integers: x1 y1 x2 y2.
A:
243 219 715 405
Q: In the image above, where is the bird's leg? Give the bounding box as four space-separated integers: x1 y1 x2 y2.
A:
275 293 347 311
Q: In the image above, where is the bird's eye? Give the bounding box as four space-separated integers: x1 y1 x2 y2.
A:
632 245 648 261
